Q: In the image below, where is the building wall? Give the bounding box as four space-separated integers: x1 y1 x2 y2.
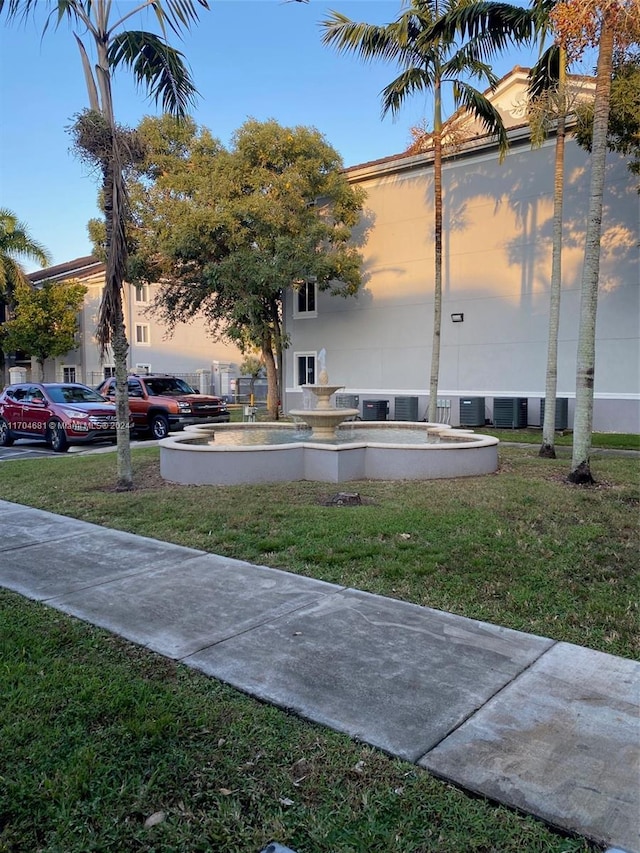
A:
284 137 639 433
37 274 242 395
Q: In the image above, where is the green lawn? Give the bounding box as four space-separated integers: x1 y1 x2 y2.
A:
1 444 637 852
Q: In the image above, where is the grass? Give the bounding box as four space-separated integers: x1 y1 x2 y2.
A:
1 444 638 852
1 590 597 853
480 428 640 451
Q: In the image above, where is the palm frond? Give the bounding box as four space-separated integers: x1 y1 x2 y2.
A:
421 2 535 48
321 12 404 64
108 30 198 118
529 45 562 100
111 0 209 40
454 82 509 157
381 66 433 117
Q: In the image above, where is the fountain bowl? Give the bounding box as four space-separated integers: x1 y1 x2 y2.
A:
159 421 499 485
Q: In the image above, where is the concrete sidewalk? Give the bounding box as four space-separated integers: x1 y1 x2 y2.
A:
1 498 638 852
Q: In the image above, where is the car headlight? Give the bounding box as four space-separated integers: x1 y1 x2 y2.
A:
177 402 192 413
62 408 87 419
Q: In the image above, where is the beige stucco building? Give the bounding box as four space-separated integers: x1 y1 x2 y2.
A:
283 68 639 433
22 256 242 397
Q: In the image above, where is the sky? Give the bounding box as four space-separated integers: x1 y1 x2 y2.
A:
1 0 550 271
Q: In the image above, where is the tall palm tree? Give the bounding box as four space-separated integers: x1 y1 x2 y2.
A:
322 0 533 423
0 208 51 382
527 1 570 459
550 0 639 483
0 0 208 489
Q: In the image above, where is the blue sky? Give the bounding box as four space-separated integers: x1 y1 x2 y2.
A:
1 0 545 270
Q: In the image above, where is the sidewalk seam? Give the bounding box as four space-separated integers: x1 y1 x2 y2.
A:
412 638 559 765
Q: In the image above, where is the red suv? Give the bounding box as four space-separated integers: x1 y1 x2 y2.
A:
96 374 230 440
0 382 125 452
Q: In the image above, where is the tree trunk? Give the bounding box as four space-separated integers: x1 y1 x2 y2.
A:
112 301 132 491
428 74 443 424
101 149 133 490
568 22 614 485
262 334 279 420
540 57 567 460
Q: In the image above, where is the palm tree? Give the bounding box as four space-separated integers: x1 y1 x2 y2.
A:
0 208 51 382
550 0 639 484
0 0 208 489
322 1 533 423
526 1 570 459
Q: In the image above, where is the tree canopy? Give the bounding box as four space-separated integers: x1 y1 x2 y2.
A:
2 279 87 379
120 116 366 417
574 49 640 183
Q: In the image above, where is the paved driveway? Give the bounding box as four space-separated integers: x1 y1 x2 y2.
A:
0 438 155 461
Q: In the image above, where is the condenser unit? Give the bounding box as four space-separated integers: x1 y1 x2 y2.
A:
540 397 569 430
459 397 485 427
493 397 528 428
394 396 419 421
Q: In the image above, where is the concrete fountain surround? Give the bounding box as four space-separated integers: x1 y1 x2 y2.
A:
159 373 498 485
159 421 499 486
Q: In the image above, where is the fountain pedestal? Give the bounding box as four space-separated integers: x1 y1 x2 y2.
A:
289 384 358 440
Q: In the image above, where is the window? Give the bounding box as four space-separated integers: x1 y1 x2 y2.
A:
103 366 116 379
127 379 144 398
296 353 316 387
62 366 77 383
135 324 150 345
135 284 149 304
293 279 317 318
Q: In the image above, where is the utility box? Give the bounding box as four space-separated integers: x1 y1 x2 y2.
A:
362 399 389 421
493 397 528 428
540 397 569 430
335 394 360 409
459 397 485 427
394 396 419 421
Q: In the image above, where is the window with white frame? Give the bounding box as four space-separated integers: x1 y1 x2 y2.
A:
134 284 150 304
62 366 77 383
103 366 116 379
295 352 316 387
293 279 317 318
135 324 150 345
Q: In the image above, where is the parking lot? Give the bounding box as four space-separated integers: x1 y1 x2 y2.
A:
0 438 155 462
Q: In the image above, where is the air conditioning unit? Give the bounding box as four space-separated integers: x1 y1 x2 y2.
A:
459 397 485 427
493 397 528 428
362 399 389 421
335 394 360 409
394 396 419 421
540 397 569 430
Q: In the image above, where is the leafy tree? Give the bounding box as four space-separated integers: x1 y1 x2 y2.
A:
574 49 640 184
550 0 640 484
3 279 87 380
125 116 366 419
321 0 534 423
1 0 208 490
0 208 51 380
239 354 266 404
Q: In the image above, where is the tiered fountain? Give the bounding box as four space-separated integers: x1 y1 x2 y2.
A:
288 362 359 440
158 348 499 485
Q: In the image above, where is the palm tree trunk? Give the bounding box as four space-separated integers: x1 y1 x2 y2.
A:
569 22 614 484
428 73 443 424
540 55 567 459
101 151 133 490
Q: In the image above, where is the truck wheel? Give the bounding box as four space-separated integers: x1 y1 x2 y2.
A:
150 414 170 440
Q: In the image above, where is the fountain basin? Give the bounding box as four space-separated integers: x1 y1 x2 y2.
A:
159 422 499 485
